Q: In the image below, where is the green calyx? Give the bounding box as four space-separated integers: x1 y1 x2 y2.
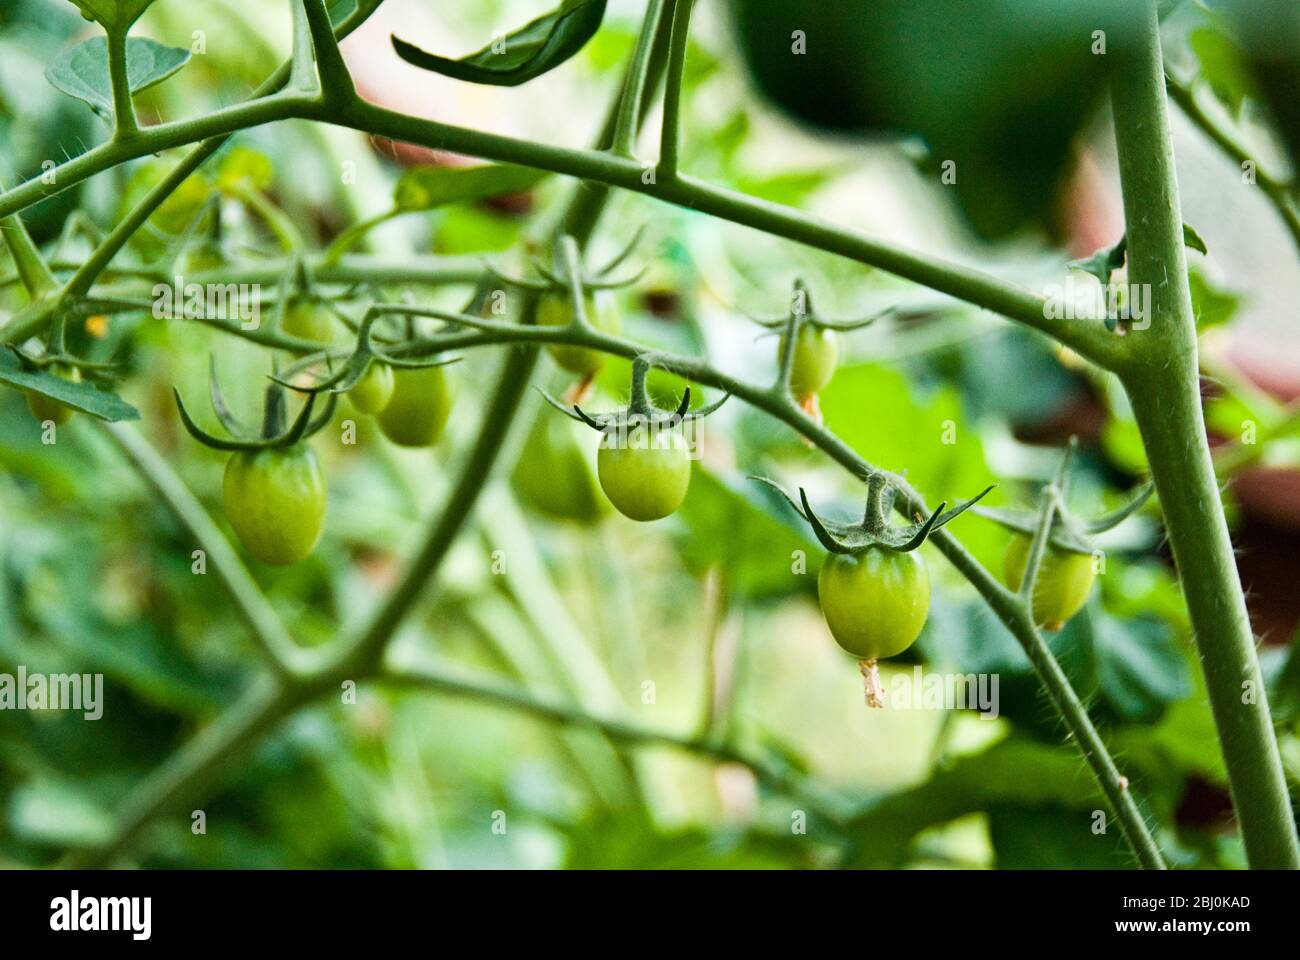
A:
974 439 1154 556
975 490 1152 556
748 277 892 335
540 354 728 433
487 228 648 298
174 356 337 452
755 472 993 554
269 308 461 401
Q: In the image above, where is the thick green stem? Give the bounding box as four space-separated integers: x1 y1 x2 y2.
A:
300 0 356 98
658 0 697 180
1127 374 1297 868
610 0 667 157
1112 1 1299 869
0 214 58 299
105 28 138 139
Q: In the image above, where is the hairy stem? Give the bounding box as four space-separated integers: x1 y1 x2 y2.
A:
1112 1 1299 869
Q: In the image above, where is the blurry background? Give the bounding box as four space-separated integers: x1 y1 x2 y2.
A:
1 0 1298 868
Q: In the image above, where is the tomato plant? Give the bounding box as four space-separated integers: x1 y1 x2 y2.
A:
0 0 1295 875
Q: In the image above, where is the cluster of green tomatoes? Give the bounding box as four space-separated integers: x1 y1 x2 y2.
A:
20 280 1114 707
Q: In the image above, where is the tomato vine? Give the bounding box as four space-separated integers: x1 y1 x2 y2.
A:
3 0 1296 871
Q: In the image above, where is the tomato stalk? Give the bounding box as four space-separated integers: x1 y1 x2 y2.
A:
859 660 884 709
104 26 138 140
1111 0 1299 869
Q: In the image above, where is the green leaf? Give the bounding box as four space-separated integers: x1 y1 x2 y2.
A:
9 779 114 847
915 595 1029 675
988 804 1138 869
433 206 525 254
1069 238 1126 286
1182 222 1208 256
733 169 837 207
562 808 816 869
1069 225 1205 285
45 35 189 116
1085 608 1191 723
845 737 1109 867
1188 267 1241 331
1189 22 1259 116
69 0 156 32
1141 644 1227 783
392 0 607 87
0 350 140 422
675 467 821 600
820 362 1003 567
394 163 547 212
1267 627 1300 724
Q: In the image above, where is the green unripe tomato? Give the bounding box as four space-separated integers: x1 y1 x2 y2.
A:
282 297 336 343
512 413 610 524
537 292 620 377
222 445 327 566
349 362 395 415
377 364 457 447
26 365 82 426
1003 535 1096 630
596 421 691 521
780 324 839 399
818 548 930 660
